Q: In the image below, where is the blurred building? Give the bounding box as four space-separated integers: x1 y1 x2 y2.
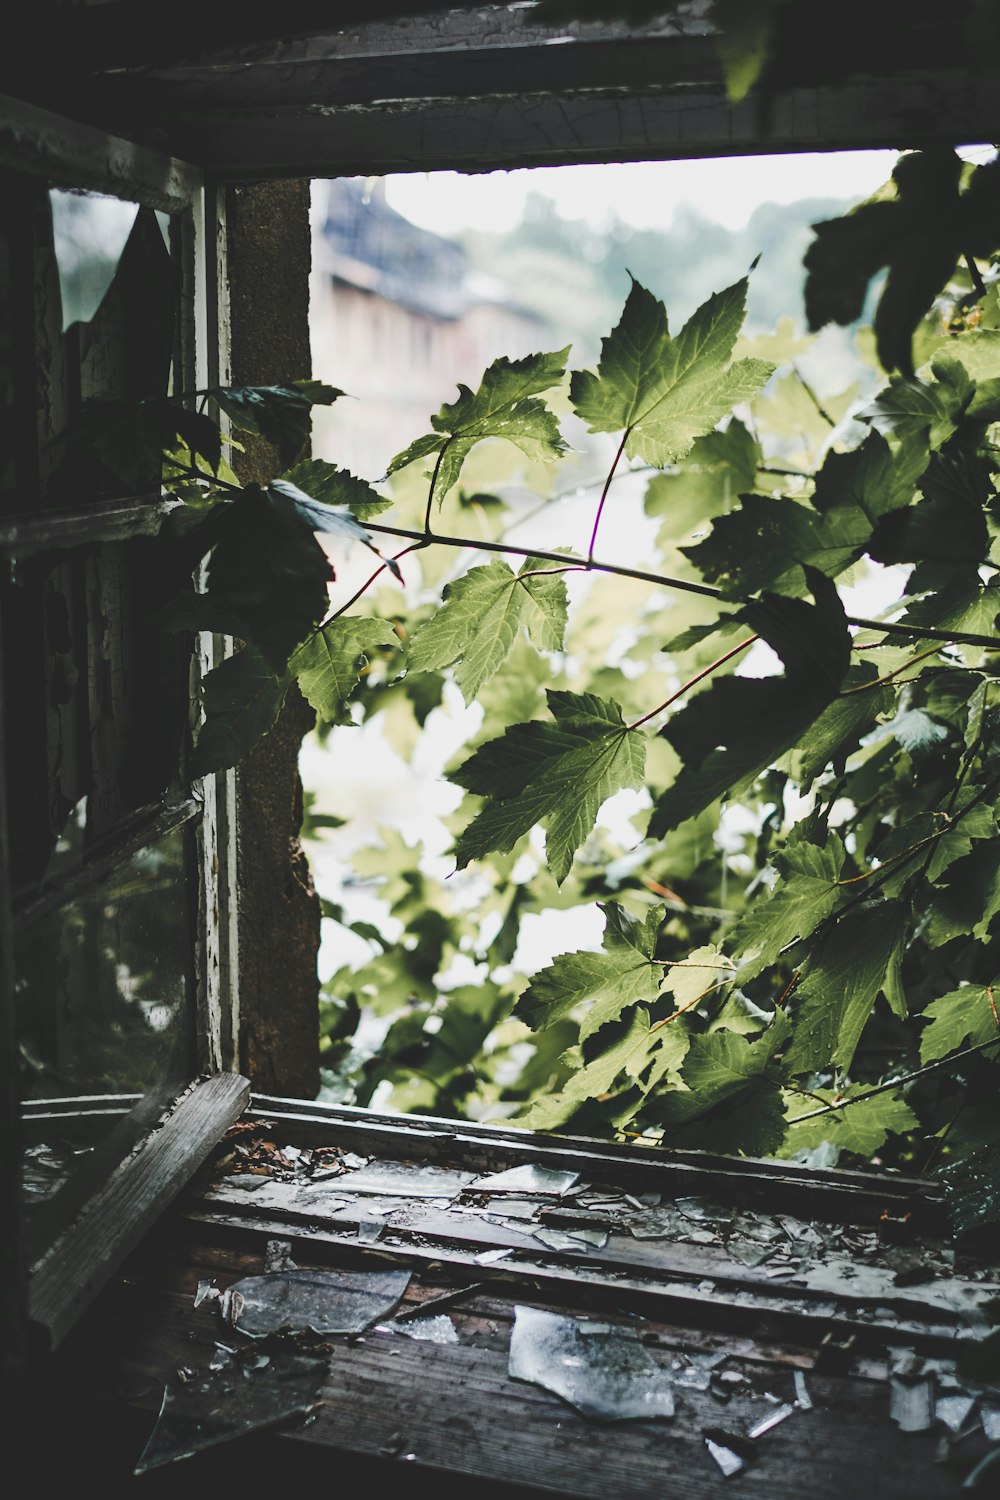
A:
310 178 547 481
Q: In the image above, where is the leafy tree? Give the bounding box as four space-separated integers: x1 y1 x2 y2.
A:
78 147 1000 1239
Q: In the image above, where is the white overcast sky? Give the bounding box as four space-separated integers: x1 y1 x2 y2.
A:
384 150 902 234
384 146 997 234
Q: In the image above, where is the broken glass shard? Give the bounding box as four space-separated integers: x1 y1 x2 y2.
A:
793 1370 813 1410
890 1376 935 1432
134 1345 328 1473
936 1393 976 1432
475 1248 514 1265
532 1226 608 1252
226 1268 411 1337
193 1280 219 1308
705 1437 744 1477
327 1162 475 1197
354 1221 384 1244
747 1403 796 1438
391 1315 459 1345
469 1165 579 1196
508 1306 674 1421
980 1405 1000 1440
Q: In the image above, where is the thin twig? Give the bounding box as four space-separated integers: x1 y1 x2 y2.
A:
626 636 757 731
785 1033 1000 1126
587 431 629 563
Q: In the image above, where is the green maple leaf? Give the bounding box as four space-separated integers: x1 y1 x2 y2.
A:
293 617 399 726
860 359 975 449
215 380 343 468
516 902 664 1041
387 347 569 506
649 1011 791 1156
920 983 1000 1063
570 276 773 467
926 842 1000 946
784 900 907 1075
279 459 392 518
450 690 646 884
643 418 760 541
406 559 567 704
681 490 870 598
727 836 846 981
781 1087 918 1159
792 664 896 788
193 646 289 776
649 570 851 835
205 483 381 674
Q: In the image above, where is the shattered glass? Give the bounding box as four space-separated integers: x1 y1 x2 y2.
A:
225 1268 411 1337
134 1344 328 1473
705 1437 745 1477
389 1315 459 1345
321 1161 475 1197
469 1164 579 1196
890 1376 935 1432
508 1306 675 1421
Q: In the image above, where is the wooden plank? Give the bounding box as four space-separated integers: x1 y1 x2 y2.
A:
248 1096 945 1227
49 1223 976 1499
29 1071 250 1350
0 92 200 211
136 74 1000 179
182 1198 980 1354
0 496 181 557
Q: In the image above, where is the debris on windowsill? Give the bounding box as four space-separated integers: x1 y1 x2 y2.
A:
193 1279 220 1308
793 1369 813 1409
508 1305 675 1421
747 1402 797 1438
222 1267 412 1338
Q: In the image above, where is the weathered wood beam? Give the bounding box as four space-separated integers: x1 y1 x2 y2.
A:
29 1071 250 1350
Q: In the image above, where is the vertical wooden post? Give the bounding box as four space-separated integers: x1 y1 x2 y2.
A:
226 180 320 1098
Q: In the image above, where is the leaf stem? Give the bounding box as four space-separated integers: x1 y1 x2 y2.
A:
587 431 630 564
626 636 757 731
423 442 451 535
785 1033 1000 1126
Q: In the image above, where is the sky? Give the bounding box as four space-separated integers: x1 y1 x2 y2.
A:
383 150 904 235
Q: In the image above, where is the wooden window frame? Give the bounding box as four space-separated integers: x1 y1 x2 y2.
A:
0 91 248 1363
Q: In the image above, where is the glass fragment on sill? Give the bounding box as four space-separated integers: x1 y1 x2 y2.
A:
468 1164 579 1196
673 1351 728 1392
264 1239 297 1273
890 1376 935 1432
389 1314 459 1345
355 1220 384 1244
935 1393 977 1432
193 1280 220 1308
980 1405 1000 1441
134 1344 328 1473
747 1402 796 1438
318 1161 475 1197
508 1305 675 1421
793 1369 813 1409
532 1226 608 1252
705 1437 745 1477
225 1267 412 1337
475 1247 514 1265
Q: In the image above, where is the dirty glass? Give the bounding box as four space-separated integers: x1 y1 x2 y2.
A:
16 826 195 1193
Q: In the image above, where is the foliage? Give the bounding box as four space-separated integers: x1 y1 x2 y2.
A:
95 148 1000 1229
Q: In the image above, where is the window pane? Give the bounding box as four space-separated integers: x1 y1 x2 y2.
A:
16 826 195 1109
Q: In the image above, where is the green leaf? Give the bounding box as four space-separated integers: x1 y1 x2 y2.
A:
927 841 1000 945
784 900 908 1074
516 902 663 1041
650 570 851 834
215 380 343 468
387 347 569 506
726 835 846 981
450 691 646 885
407 560 567 704
781 1087 918 1159
792 664 896 787
279 459 393 518
650 1011 791 1156
205 484 335 675
293 617 399 727
193 646 289 775
570 277 773 467
860 359 974 449
681 490 869 598
920 983 1000 1063
643 418 760 535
